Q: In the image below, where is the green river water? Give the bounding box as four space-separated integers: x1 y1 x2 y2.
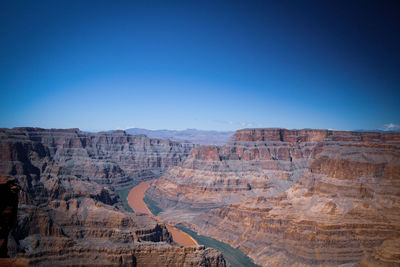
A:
143 193 260 267
117 186 260 267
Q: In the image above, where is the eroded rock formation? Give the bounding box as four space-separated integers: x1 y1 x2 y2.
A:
147 128 400 266
0 175 20 257
0 128 227 266
133 245 227 267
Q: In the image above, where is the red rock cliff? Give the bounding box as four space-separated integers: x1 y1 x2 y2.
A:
148 128 400 266
0 128 227 266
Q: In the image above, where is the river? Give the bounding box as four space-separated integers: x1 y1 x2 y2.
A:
124 180 260 267
127 179 197 247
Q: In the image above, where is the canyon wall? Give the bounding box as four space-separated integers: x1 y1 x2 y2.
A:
0 128 227 266
0 127 193 191
0 175 20 257
147 128 400 266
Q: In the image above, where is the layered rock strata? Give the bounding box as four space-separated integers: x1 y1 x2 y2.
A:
0 127 193 190
356 237 400 267
133 245 227 267
147 128 400 266
0 128 227 266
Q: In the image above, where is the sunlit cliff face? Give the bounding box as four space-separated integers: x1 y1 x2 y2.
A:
147 128 400 266
0 128 227 266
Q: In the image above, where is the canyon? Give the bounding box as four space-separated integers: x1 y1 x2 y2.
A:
1 127 399 266
127 179 198 247
146 128 400 266
0 128 227 266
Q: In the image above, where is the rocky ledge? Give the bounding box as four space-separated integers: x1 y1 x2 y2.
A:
0 128 227 266
0 175 20 258
147 128 400 266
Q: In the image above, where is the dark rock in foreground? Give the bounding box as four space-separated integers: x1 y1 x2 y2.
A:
0 175 20 257
0 128 227 266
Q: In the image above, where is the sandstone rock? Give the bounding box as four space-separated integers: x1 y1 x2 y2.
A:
0 128 227 266
357 238 400 267
15 243 228 267
148 128 400 266
133 245 228 267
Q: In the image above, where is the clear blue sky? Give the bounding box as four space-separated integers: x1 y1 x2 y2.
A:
1 0 399 131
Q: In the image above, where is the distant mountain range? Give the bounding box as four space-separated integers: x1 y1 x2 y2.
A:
353 129 400 133
121 128 235 146
354 123 400 133
106 127 400 146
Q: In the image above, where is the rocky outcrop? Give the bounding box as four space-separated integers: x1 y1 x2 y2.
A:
0 127 193 191
133 245 227 267
147 128 400 266
356 237 400 267
0 175 20 257
12 201 227 267
17 242 228 267
0 128 227 266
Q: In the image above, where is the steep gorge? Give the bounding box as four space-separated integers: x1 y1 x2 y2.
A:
147 128 400 266
0 128 227 266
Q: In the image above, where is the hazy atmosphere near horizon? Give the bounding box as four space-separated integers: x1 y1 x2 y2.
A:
1 0 399 131
1 2 400 267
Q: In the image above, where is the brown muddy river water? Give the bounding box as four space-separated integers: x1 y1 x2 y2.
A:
127 179 198 247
